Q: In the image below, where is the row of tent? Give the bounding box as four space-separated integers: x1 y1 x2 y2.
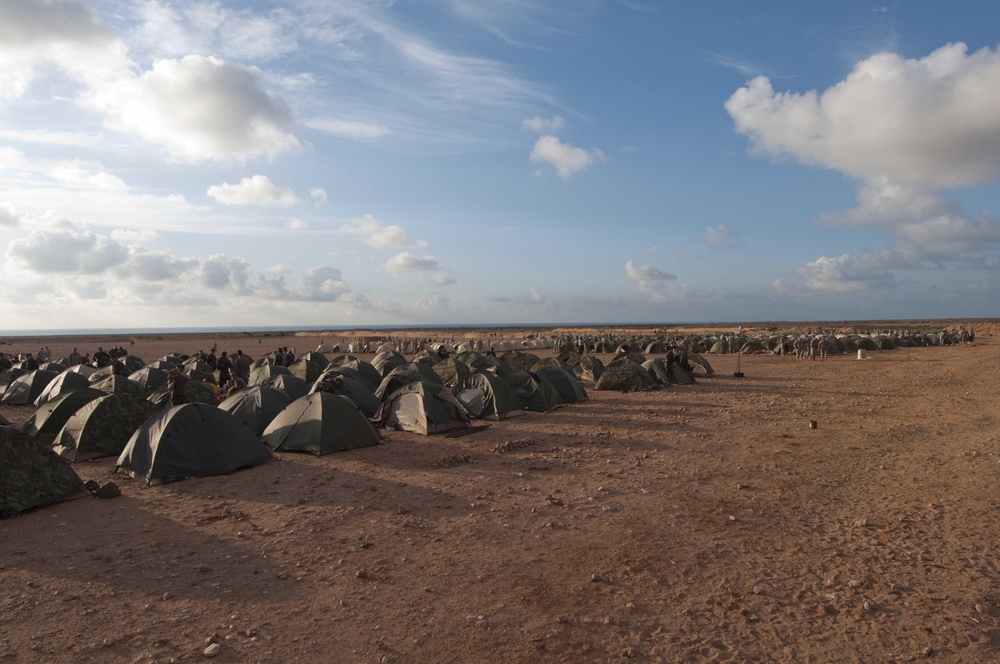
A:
1 342 712 515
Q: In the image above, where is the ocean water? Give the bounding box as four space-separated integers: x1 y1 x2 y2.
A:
0 322 680 338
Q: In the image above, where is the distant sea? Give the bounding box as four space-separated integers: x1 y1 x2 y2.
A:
0 323 678 338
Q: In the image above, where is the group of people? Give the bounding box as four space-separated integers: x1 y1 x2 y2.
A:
166 348 254 406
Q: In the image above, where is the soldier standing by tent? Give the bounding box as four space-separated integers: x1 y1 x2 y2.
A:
233 350 251 383
809 336 819 361
167 366 191 405
68 347 82 366
217 351 232 385
818 336 829 360
93 347 111 368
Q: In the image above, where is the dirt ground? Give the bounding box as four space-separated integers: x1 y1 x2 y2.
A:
1 325 999 663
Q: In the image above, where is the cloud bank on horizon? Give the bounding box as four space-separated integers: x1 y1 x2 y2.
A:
1 0 999 329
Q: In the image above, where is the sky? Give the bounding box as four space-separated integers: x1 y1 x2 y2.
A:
2 0 1000 330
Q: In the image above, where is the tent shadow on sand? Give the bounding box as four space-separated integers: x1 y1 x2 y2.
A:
176 456 475 517
0 494 296 604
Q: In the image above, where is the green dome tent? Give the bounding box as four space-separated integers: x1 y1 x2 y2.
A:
117 403 272 484
2 369 60 405
52 394 159 462
596 359 656 392
263 393 381 455
506 371 563 413
21 388 106 439
533 367 587 403
455 372 523 420
261 374 309 401
311 373 382 419
33 370 92 407
128 366 168 391
218 386 292 437
375 382 470 435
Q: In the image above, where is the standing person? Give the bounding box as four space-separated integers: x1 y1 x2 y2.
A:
67 347 82 366
93 346 111 368
216 351 232 385
233 350 251 383
167 366 191 405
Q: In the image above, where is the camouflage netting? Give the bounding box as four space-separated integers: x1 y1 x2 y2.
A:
573 355 605 382
147 380 219 407
501 351 542 372
686 353 714 376
53 394 160 462
612 351 647 366
595 359 656 392
1 427 86 517
91 374 146 399
874 336 897 350
530 357 571 372
289 359 324 384
855 337 879 351
432 359 472 389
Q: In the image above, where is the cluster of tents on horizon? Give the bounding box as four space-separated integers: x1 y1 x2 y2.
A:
1 327 960 518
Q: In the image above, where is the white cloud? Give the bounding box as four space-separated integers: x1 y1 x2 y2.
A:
207 175 299 206
644 245 661 256
0 203 22 227
726 43 1000 189
339 214 427 248
409 295 451 313
110 229 161 243
0 0 131 98
522 115 564 133
306 118 392 139
625 261 676 283
790 254 897 293
729 42 1000 290
529 135 605 179
287 218 309 230
384 252 456 286
131 0 295 61
7 229 129 274
83 55 300 163
49 164 127 191
309 188 328 204
625 260 678 302
705 224 744 251
2 227 366 304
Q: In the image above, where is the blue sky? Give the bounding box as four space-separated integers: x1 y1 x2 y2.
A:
1 0 999 330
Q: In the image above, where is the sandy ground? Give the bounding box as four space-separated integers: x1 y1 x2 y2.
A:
1 325 999 663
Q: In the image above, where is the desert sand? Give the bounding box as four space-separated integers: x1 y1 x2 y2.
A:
1 323 999 663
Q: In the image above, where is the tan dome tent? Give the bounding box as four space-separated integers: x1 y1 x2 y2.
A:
263 393 381 455
52 394 159 462
1 428 87 517
316 343 336 353
117 403 272 485
376 382 470 435
218 386 293 437
33 370 92 407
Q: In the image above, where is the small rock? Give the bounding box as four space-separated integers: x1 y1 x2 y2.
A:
862 599 876 612
848 579 863 588
276 572 289 580
356 569 369 580
162 592 171 601
921 646 933 656
203 643 221 658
